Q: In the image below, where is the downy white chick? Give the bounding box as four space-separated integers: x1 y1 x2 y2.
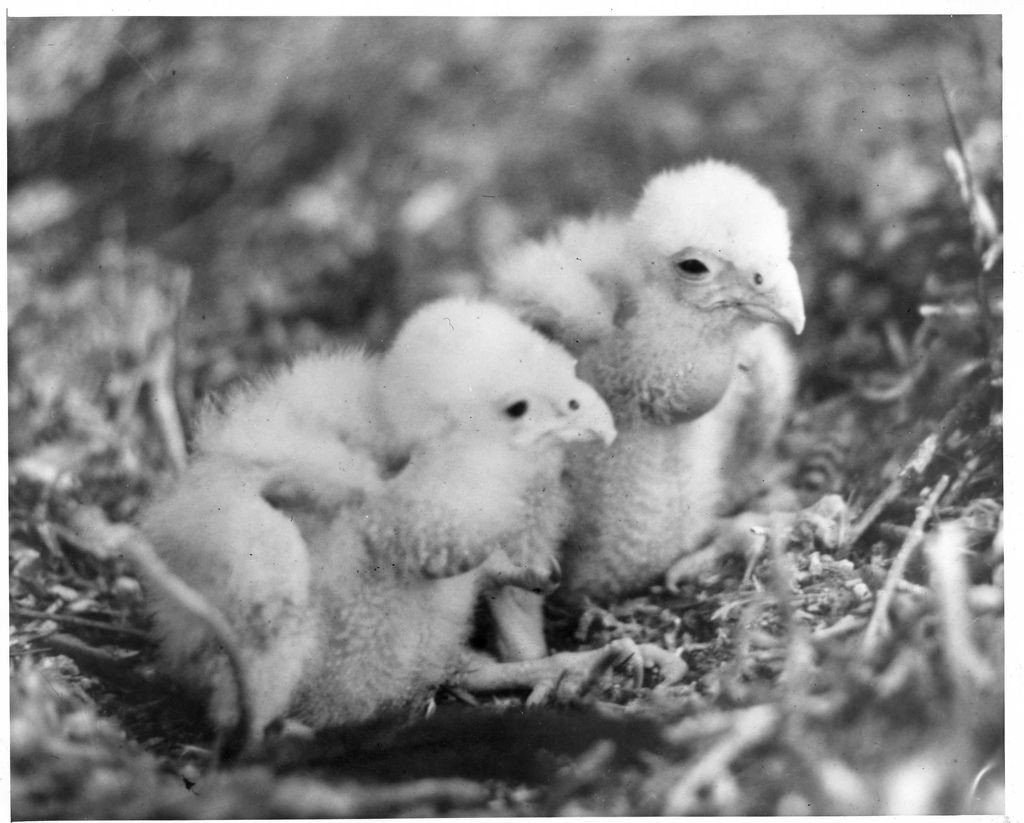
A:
490 159 806 601
139 297 617 744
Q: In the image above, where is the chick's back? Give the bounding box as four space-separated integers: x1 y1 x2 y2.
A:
140 459 318 734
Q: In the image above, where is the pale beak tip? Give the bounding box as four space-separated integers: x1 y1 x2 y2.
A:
570 383 617 447
775 260 805 336
576 417 617 447
596 405 618 446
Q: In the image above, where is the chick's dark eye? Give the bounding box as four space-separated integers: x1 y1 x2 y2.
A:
505 400 529 418
676 258 709 275
753 272 764 286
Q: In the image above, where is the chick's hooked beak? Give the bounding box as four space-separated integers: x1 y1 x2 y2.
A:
739 259 805 335
522 379 617 448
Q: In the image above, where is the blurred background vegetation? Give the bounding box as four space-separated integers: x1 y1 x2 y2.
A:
8 18 1001 436
8 16 1004 817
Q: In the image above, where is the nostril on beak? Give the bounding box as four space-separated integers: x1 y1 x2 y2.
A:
568 398 580 411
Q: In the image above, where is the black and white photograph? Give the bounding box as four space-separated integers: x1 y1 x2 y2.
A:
7 13 1006 817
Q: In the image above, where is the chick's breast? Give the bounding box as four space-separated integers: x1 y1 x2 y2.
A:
292 517 482 727
561 385 741 598
490 464 573 570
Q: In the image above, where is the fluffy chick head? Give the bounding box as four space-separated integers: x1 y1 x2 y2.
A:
630 159 805 334
379 297 616 451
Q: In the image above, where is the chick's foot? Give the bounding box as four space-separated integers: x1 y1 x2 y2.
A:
665 497 851 591
453 637 687 706
454 640 640 705
574 602 689 686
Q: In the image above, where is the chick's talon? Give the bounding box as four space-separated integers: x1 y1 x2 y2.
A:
664 544 732 592
637 642 688 686
582 637 646 692
572 605 687 685
532 640 644 703
575 601 627 640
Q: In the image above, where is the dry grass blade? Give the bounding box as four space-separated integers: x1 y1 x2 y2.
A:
270 775 490 817
143 266 191 474
938 75 1000 356
944 453 983 504
146 334 189 474
11 606 151 641
663 707 755 746
810 614 868 646
42 633 155 692
925 521 995 691
844 433 939 553
938 76 999 247
853 358 929 404
861 475 950 660
544 739 617 811
662 704 779 814
981 236 1002 272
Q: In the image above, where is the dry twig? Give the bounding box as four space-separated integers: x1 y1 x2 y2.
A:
844 434 939 553
938 76 1001 355
544 739 617 812
938 77 999 247
810 614 867 647
662 704 779 814
944 452 983 504
42 633 155 693
663 706 757 746
861 475 950 659
271 775 490 817
146 333 189 474
853 358 929 404
925 521 996 691
10 607 151 641
143 266 191 474
845 385 980 557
